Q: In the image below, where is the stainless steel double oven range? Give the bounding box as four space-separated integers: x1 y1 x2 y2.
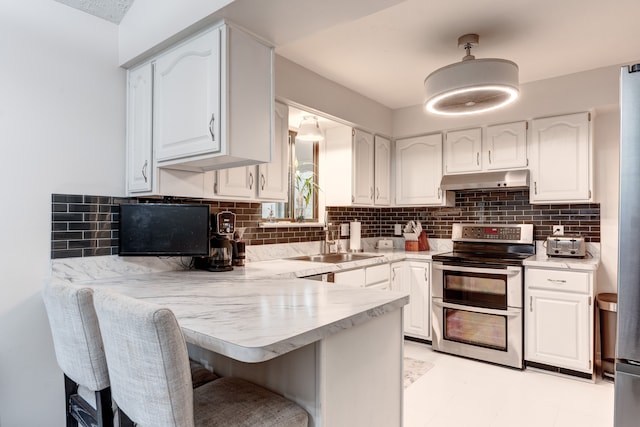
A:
432 224 535 369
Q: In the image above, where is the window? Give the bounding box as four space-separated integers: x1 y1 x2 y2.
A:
262 131 319 221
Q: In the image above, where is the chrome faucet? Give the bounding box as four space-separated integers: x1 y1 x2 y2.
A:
323 226 339 254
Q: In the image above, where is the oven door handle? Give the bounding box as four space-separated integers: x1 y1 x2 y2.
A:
432 299 522 317
432 264 520 277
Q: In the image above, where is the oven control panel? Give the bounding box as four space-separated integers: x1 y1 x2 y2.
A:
462 226 521 240
452 224 534 244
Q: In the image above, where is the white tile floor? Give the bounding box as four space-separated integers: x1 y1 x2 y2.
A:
404 340 614 427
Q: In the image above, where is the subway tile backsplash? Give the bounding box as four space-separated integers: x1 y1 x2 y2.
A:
51 189 600 259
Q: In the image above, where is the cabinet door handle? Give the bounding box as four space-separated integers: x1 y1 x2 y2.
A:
376 187 380 199
352 195 355 203
438 187 442 199
546 279 567 284
141 160 148 183
370 186 374 200
249 172 254 190
209 113 215 141
530 296 533 312
488 150 492 164
476 152 480 166
392 270 396 281
534 181 538 195
260 174 265 191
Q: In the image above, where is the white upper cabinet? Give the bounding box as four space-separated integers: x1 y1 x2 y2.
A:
126 62 154 193
529 112 592 203
153 28 221 163
128 22 273 175
324 128 387 206
484 121 528 170
353 129 375 204
395 133 452 206
212 102 289 201
444 128 482 174
374 135 391 206
444 123 527 174
258 102 289 201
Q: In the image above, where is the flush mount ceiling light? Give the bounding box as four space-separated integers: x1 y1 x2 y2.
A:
296 116 325 141
424 34 519 116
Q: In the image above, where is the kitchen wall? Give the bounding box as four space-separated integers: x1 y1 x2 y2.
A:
329 190 600 241
51 194 326 259
51 189 600 260
393 64 622 295
0 2 125 426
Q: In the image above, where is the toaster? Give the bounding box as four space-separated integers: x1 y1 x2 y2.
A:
546 235 586 257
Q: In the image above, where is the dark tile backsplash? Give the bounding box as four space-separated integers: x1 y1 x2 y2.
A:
51 189 600 259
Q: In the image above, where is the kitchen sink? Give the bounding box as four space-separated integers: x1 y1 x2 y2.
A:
288 253 382 263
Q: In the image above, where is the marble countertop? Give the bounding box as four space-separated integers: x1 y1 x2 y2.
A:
69 269 409 364
523 252 600 271
50 242 599 364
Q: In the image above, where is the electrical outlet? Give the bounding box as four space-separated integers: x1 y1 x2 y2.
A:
553 225 564 235
340 223 350 237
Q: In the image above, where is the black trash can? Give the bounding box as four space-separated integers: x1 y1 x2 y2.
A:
597 293 618 380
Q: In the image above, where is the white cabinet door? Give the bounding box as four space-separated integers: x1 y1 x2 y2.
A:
525 288 591 372
153 28 221 162
352 129 375 205
529 112 591 203
405 261 431 339
391 261 431 340
444 128 482 174
126 63 154 193
395 134 445 205
374 135 391 206
215 166 255 198
484 121 528 170
258 102 288 201
334 268 366 287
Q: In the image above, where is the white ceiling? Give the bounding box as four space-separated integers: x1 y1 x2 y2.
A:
56 0 640 109
275 0 640 109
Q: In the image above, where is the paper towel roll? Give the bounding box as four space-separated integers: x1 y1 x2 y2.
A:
350 221 361 251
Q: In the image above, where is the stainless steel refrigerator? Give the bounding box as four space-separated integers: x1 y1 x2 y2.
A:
615 63 640 426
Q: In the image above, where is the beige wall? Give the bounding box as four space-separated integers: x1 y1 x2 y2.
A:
275 55 393 136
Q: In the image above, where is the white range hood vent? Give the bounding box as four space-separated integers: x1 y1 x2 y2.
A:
440 170 529 191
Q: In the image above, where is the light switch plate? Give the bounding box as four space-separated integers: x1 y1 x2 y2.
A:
340 223 350 236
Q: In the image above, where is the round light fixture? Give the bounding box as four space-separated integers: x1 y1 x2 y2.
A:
296 116 324 141
424 34 519 116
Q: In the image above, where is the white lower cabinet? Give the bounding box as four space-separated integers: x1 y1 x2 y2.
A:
525 267 594 374
391 261 431 340
334 263 390 290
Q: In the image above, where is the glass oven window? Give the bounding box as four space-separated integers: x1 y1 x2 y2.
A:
443 271 507 309
444 308 507 351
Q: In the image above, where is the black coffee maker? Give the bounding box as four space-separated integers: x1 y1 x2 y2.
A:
194 211 236 272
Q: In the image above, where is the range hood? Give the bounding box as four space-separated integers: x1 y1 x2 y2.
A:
440 170 529 191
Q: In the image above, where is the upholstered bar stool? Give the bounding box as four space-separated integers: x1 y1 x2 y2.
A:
43 282 113 427
92 288 309 427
